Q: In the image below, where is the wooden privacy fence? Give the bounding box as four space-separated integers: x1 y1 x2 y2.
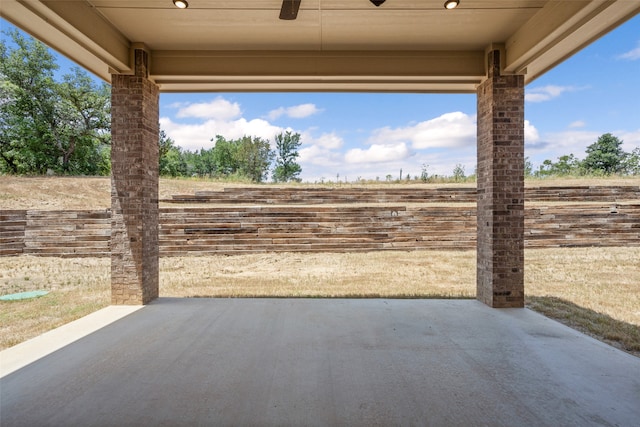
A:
163 185 640 204
0 210 111 257
1 186 638 257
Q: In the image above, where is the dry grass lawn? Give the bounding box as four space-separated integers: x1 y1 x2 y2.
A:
160 251 475 299
0 257 110 349
1 247 639 356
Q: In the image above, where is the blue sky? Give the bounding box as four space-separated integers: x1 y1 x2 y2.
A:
2 15 639 182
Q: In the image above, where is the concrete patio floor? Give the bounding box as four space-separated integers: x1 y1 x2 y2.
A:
1 298 639 426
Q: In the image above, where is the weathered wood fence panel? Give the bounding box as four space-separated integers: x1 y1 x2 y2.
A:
0 210 27 256
0 210 111 257
525 204 640 247
164 185 640 205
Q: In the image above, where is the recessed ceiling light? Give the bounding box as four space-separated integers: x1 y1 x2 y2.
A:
173 0 188 9
444 0 459 9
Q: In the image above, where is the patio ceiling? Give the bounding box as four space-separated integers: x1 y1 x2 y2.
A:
2 0 639 92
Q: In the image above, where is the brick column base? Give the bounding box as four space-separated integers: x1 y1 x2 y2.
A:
110 49 159 305
476 49 525 308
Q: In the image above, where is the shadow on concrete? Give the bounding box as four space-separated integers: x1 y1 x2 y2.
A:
187 294 475 299
1 298 639 426
526 295 640 357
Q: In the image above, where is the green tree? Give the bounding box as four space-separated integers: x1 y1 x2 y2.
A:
272 131 302 182
97 145 111 175
622 147 640 175
236 136 274 183
555 154 581 175
207 135 273 182
54 67 111 174
452 164 466 182
0 30 111 175
582 133 626 175
210 135 238 176
159 130 187 177
0 30 58 173
535 154 582 177
420 163 429 182
524 157 533 177
181 150 201 177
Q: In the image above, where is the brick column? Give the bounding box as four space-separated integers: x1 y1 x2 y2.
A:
110 49 159 305
476 49 525 308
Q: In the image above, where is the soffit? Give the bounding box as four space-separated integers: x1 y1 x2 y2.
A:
86 0 542 51
2 0 638 92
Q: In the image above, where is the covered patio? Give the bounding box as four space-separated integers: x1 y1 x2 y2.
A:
1 1 639 425
2 298 640 425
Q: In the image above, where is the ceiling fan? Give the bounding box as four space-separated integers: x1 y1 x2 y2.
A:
279 0 386 20
279 0 301 20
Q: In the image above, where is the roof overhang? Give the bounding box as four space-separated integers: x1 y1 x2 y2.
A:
2 0 638 93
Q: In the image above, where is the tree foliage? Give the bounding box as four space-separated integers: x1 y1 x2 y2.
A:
534 133 636 177
157 132 301 183
159 130 187 177
235 136 275 183
159 134 274 182
452 164 466 182
272 131 302 182
0 30 111 175
622 147 640 175
537 154 582 177
582 133 626 175
207 135 274 182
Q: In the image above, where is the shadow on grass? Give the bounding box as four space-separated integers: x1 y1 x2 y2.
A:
526 295 640 358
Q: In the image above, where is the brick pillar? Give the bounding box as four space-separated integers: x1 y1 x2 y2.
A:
110 49 159 305
476 49 525 308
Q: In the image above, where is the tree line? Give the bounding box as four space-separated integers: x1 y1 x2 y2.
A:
160 130 302 182
529 133 639 178
0 30 302 182
1 30 638 181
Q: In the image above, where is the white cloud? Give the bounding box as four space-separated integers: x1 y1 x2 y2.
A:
525 130 601 159
174 97 242 120
617 129 640 152
368 112 476 150
267 108 286 120
295 132 348 181
299 145 342 167
298 142 348 183
568 120 586 129
160 115 282 152
345 143 412 164
288 104 322 118
525 85 585 103
297 132 343 161
267 103 322 120
618 42 640 60
298 111 480 181
524 120 539 144
309 132 344 150
167 101 189 109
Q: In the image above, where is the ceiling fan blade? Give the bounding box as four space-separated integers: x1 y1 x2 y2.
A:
279 0 301 20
